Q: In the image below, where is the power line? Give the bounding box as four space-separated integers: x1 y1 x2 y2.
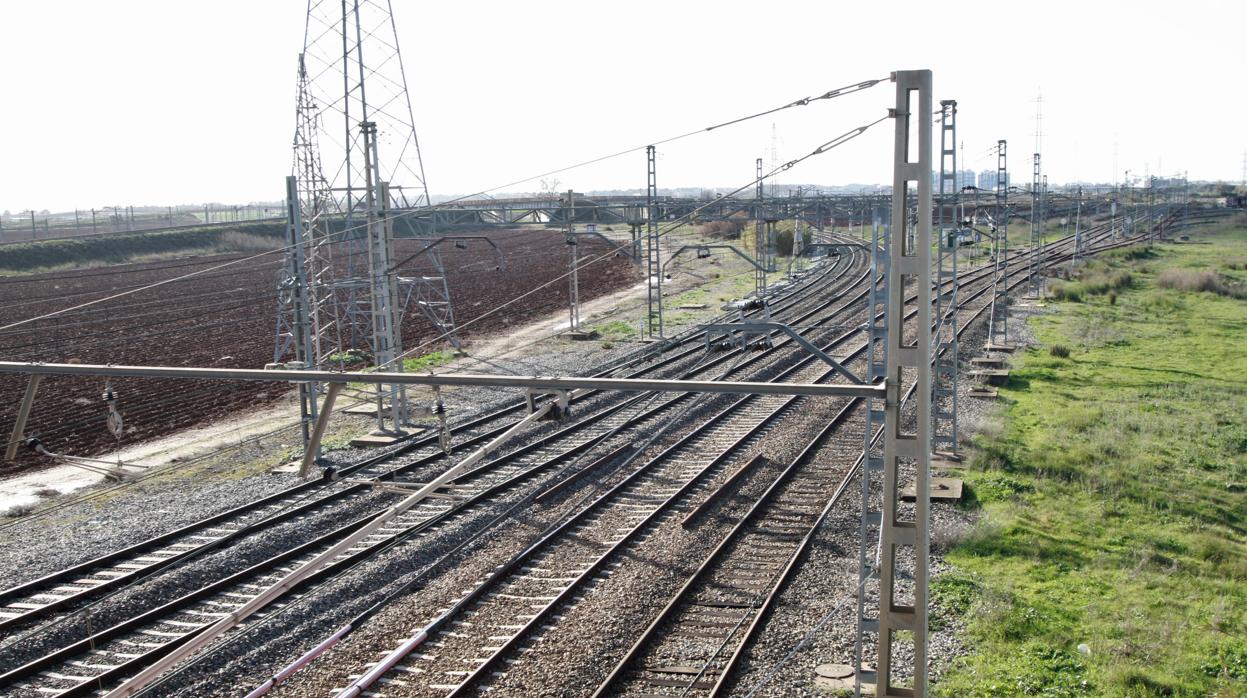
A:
0 76 890 335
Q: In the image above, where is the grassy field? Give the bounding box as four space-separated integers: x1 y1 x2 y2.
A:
934 223 1247 696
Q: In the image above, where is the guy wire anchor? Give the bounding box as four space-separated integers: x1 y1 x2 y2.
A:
23 437 150 481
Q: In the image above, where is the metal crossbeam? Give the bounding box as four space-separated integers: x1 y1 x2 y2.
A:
0 362 884 400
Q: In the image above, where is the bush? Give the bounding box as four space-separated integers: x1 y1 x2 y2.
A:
1157 268 1246 298
1049 344 1071 358
775 228 794 256
1158 268 1219 292
1049 282 1082 302
700 218 746 239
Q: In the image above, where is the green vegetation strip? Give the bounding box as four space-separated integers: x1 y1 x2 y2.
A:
0 222 286 273
936 225 1247 696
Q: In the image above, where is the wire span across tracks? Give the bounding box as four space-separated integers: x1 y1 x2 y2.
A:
0 74 890 335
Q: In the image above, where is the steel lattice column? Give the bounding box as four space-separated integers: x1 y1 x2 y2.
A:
280 175 321 473
932 100 959 455
987 140 1009 349
1028 152 1042 297
858 69 933 697
645 145 663 338
755 158 768 296
855 203 889 691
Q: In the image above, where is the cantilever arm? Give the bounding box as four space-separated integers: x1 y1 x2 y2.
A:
388 236 503 273
663 244 766 275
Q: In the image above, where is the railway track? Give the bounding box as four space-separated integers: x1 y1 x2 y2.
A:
586 223 1148 698
325 222 1141 697
328 324 872 697
0 249 869 637
0 240 873 696
0 219 1155 696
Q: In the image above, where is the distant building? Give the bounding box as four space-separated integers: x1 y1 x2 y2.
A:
978 169 1008 191
930 169 976 193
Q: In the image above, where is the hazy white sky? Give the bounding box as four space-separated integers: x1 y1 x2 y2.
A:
1 0 1243 212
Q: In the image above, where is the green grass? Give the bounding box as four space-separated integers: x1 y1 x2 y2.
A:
936 225 1247 697
590 320 637 342
0 221 287 273
401 350 456 373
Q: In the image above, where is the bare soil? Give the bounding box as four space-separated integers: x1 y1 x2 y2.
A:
0 228 638 472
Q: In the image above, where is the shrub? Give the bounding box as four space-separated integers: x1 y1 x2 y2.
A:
700 218 746 239
1158 268 1219 292
1049 344 1071 358
1156 267 1246 298
1049 282 1082 302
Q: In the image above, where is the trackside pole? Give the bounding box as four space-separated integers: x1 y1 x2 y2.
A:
5 375 42 462
858 68 933 698
299 382 344 478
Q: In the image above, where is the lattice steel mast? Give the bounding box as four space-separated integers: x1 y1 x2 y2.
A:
276 0 449 438
856 70 934 697
933 99 959 455
754 158 768 296
987 140 1009 349
644 145 662 339
1027 152 1043 297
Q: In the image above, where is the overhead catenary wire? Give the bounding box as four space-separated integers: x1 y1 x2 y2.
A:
392 112 893 366
0 75 889 335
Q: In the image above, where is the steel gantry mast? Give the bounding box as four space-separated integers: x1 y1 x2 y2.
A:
755 158 768 296
855 195 890 695
645 145 663 339
857 70 934 697
1027 152 1043 297
275 0 448 441
932 99 959 456
566 190 581 333
987 139 1010 350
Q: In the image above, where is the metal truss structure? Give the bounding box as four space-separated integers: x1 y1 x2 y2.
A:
857 69 933 697
275 0 449 440
645 145 663 339
565 191 581 333
932 100 959 455
1027 152 1044 297
390 191 893 232
755 158 769 296
987 140 1010 349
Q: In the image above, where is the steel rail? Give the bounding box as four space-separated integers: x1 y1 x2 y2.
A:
333 290 888 696
589 222 1135 697
0 249 865 633
0 244 867 688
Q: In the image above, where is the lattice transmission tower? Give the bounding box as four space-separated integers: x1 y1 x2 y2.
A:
276 0 448 439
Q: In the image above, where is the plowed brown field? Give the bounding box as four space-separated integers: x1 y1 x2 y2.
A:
0 229 638 471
